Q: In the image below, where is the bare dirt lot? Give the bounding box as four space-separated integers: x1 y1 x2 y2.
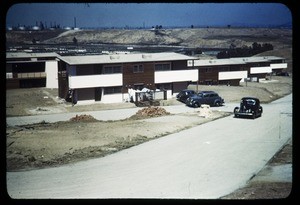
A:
6 76 293 199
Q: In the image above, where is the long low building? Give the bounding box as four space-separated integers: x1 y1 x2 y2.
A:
6 51 288 104
6 52 59 89
188 56 287 85
57 52 198 104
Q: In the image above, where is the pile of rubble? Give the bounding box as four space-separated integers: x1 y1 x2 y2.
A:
70 114 97 122
131 106 170 119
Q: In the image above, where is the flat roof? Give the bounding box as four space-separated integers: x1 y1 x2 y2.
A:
58 52 198 65
190 56 285 67
231 56 285 63
192 58 245 66
6 52 59 59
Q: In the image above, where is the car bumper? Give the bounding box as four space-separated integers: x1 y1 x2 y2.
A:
235 112 254 116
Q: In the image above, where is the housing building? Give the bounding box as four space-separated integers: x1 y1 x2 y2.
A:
6 52 59 89
188 56 287 86
57 52 198 104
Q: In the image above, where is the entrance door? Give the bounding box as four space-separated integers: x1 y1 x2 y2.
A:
95 87 102 101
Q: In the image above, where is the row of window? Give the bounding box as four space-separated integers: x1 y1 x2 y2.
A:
104 86 122 94
103 64 248 74
201 66 248 73
102 63 171 74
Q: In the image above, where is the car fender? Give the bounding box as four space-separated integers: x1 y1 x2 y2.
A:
234 107 239 113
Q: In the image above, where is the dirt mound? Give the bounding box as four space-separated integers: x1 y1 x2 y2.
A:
130 107 170 119
70 114 97 122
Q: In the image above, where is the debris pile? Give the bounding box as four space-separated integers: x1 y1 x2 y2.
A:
198 104 213 118
70 114 97 122
130 106 170 119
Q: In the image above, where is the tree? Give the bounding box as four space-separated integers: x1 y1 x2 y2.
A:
73 37 78 45
39 21 44 30
229 43 236 49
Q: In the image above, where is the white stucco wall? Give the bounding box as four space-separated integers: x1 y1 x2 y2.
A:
155 69 198 84
101 93 124 103
250 66 272 74
69 74 123 89
45 60 58 88
218 71 248 82
270 63 288 69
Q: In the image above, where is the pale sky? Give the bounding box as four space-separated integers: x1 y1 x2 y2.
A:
6 3 292 28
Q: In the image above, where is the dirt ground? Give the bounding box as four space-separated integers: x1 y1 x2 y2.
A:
6 75 293 199
6 109 229 171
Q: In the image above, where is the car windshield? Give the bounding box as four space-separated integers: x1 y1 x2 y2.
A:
242 99 256 106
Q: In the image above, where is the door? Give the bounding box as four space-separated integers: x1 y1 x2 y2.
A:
95 87 102 101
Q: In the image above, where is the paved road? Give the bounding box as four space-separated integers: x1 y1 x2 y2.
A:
6 94 292 199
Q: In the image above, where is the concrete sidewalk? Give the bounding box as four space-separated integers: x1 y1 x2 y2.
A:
6 103 238 127
6 107 140 126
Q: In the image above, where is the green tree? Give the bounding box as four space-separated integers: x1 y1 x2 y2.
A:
73 37 78 45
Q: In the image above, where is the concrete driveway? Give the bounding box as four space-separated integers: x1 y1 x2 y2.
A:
6 94 292 199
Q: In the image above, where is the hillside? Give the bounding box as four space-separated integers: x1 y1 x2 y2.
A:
7 28 292 49
6 28 292 72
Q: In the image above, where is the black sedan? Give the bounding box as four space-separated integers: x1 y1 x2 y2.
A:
176 89 196 103
234 97 263 119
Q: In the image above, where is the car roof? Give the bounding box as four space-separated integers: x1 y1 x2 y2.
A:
241 97 260 101
199 91 217 94
181 89 195 92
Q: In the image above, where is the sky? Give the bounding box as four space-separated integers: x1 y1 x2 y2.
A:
6 3 292 29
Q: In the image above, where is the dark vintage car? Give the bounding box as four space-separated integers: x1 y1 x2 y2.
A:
234 97 263 119
176 89 196 103
186 91 224 107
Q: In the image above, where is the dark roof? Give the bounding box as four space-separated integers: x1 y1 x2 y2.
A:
199 91 217 94
241 97 260 101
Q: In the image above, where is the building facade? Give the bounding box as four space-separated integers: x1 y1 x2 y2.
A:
57 52 198 104
6 52 59 89
188 56 287 86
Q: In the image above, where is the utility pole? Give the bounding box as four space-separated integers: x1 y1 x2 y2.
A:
193 59 199 93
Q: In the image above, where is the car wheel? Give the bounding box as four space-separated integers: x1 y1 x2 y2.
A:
194 103 200 108
215 101 220 107
234 107 239 114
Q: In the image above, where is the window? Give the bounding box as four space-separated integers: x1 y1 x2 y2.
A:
104 86 122 94
103 65 122 74
94 65 102 74
205 68 212 73
155 63 171 71
133 64 144 73
156 83 171 91
219 66 229 72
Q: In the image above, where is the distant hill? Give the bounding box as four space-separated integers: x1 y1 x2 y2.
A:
6 28 292 72
6 28 292 50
